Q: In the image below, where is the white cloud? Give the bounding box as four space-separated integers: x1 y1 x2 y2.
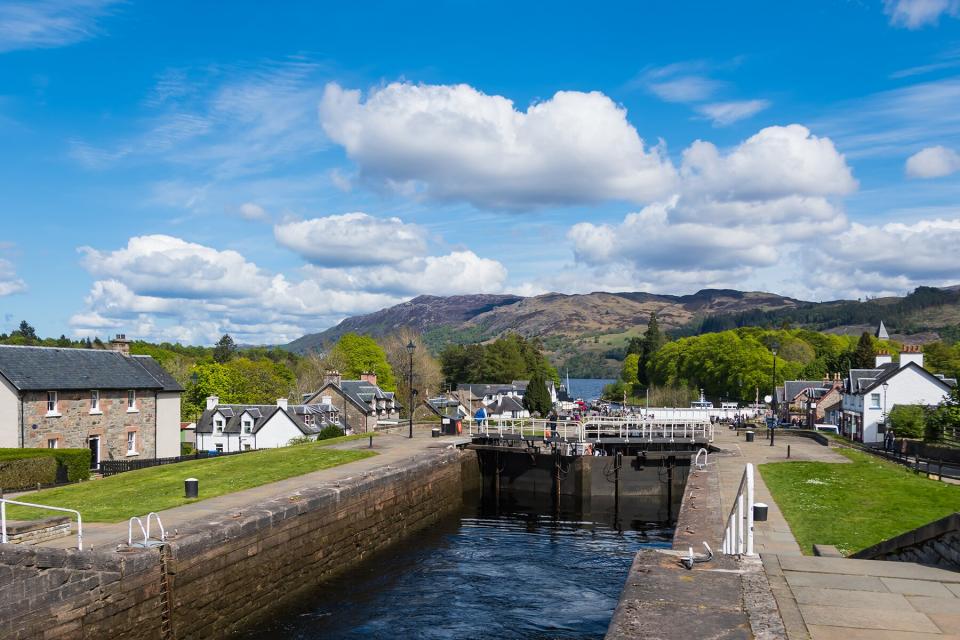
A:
830 218 960 281
238 202 270 221
0 258 26 296
71 230 509 344
274 213 428 266
905 145 960 178
648 76 722 103
319 81 678 208
696 99 770 126
567 124 854 286
884 0 959 28
0 0 118 53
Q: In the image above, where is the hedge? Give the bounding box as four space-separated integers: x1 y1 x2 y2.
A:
0 457 57 491
0 448 91 483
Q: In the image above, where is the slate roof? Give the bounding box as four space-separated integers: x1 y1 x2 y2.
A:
196 403 339 435
486 395 526 415
458 383 525 397
0 345 183 391
847 362 956 396
783 380 828 401
310 379 401 414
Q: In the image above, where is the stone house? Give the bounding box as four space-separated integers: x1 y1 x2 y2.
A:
0 336 183 467
195 396 340 452
841 347 957 443
303 371 400 433
779 376 844 427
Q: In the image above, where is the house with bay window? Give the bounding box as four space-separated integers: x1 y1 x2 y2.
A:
0 336 182 467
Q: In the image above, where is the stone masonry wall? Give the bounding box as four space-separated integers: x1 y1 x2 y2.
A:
22 389 158 459
853 512 960 570
0 447 473 640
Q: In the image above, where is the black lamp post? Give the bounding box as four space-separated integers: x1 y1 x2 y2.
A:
406 340 416 439
190 372 199 451
771 343 779 446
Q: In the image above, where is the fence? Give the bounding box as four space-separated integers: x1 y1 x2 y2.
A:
722 463 755 556
465 415 714 442
99 448 254 477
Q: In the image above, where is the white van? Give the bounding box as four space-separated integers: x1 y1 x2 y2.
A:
813 424 839 435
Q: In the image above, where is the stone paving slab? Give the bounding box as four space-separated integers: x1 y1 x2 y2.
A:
883 577 959 598
792 586 911 609
908 596 960 615
798 604 943 633
784 570 888 592
931 614 960 634
777 556 960 582
807 624 960 639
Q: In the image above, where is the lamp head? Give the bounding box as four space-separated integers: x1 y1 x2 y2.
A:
406 340 416 354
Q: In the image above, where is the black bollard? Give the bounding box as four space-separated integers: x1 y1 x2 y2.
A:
787 444 791 459
184 477 199 499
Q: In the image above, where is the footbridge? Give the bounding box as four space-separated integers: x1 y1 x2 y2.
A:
467 415 714 447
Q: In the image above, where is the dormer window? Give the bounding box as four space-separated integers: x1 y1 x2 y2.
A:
242 417 253 434
214 413 225 433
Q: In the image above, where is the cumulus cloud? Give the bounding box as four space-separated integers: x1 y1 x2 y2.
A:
905 145 960 178
319 81 678 208
884 0 959 28
0 258 26 296
0 0 118 53
696 99 770 126
71 231 509 344
274 213 428 266
238 202 270 221
567 124 854 287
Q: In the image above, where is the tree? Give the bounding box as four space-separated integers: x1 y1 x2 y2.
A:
888 405 924 439
852 332 876 369
213 334 237 363
383 329 443 415
522 371 552 416
10 320 38 343
625 336 644 356
620 353 640 386
638 313 665 386
327 333 396 391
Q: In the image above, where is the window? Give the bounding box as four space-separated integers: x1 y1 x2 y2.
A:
215 443 224 453
127 390 137 411
126 431 137 455
303 414 314 427
47 438 58 449
321 395 332 406
242 418 253 434
870 393 881 409
46 391 58 415
215 416 224 433
243 443 252 451
90 390 100 412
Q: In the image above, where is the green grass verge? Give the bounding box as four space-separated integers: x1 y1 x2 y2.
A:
759 448 960 556
5 437 376 523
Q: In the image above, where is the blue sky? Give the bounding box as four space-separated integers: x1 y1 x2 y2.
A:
2 0 960 345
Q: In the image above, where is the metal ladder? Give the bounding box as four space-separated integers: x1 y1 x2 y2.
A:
158 543 174 640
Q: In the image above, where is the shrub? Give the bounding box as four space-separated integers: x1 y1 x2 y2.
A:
0 456 57 490
287 435 314 446
180 442 195 455
317 425 344 440
0 448 91 483
888 405 925 439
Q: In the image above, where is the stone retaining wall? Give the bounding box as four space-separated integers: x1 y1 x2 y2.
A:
853 511 960 570
0 447 474 639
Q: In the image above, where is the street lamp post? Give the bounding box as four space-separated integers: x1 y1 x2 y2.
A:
882 381 889 446
771 344 779 446
406 340 416 439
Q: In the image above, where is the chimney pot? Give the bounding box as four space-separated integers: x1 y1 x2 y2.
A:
206 395 219 410
277 398 288 410
109 334 131 357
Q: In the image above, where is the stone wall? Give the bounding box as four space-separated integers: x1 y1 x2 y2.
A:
0 447 473 639
853 512 960 570
22 389 158 459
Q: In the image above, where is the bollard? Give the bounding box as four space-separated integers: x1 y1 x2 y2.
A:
787 444 791 459
369 435 374 448
753 502 769 522
184 477 199 499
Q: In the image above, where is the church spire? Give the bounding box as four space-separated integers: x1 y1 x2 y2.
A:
875 320 889 340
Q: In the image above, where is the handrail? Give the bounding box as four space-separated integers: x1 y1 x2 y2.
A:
721 463 754 556
694 447 708 470
145 512 166 542
465 415 714 443
129 516 147 547
1 498 83 550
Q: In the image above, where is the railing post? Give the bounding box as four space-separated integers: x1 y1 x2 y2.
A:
745 463 755 556
1 500 6 544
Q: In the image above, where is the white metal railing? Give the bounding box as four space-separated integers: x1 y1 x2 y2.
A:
128 512 166 547
722 463 755 556
464 416 714 443
694 447 708 470
1 498 83 550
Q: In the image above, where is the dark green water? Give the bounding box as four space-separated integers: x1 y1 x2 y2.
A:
238 493 672 639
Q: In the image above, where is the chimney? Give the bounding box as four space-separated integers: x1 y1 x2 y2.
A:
324 370 342 387
360 371 378 386
277 398 288 410
206 395 219 410
109 333 131 357
899 344 924 369
875 350 892 367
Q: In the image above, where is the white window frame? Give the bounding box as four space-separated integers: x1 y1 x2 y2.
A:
215 443 224 453
47 437 58 449
127 389 138 412
242 417 253 434
870 393 881 410
126 431 137 455
46 391 60 417
90 389 101 414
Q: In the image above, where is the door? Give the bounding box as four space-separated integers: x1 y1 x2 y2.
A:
88 436 100 469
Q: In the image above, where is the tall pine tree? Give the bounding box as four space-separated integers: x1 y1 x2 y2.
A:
638 313 665 386
853 331 875 369
523 371 552 417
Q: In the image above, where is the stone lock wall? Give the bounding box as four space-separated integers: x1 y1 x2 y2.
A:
0 447 473 640
22 389 158 459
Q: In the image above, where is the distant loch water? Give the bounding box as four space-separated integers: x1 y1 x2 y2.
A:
565 378 615 401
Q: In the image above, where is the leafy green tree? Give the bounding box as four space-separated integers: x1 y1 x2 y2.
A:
213 334 237 363
522 372 552 416
328 333 396 391
621 353 640 385
439 333 558 385
625 336 644 356
853 332 876 369
888 405 925 439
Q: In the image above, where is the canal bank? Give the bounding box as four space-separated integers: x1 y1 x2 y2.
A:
0 433 479 639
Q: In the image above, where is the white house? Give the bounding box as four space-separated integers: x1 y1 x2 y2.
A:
457 379 559 408
841 347 956 444
196 396 339 452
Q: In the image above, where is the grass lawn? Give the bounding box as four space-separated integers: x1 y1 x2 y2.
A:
759 448 960 556
5 435 376 523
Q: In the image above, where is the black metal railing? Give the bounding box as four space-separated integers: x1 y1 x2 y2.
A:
99 449 253 477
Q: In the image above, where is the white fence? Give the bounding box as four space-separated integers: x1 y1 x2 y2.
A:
466 416 714 443
721 463 754 556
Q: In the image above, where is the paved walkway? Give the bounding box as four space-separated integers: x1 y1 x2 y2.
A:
35 428 464 551
713 428 960 639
